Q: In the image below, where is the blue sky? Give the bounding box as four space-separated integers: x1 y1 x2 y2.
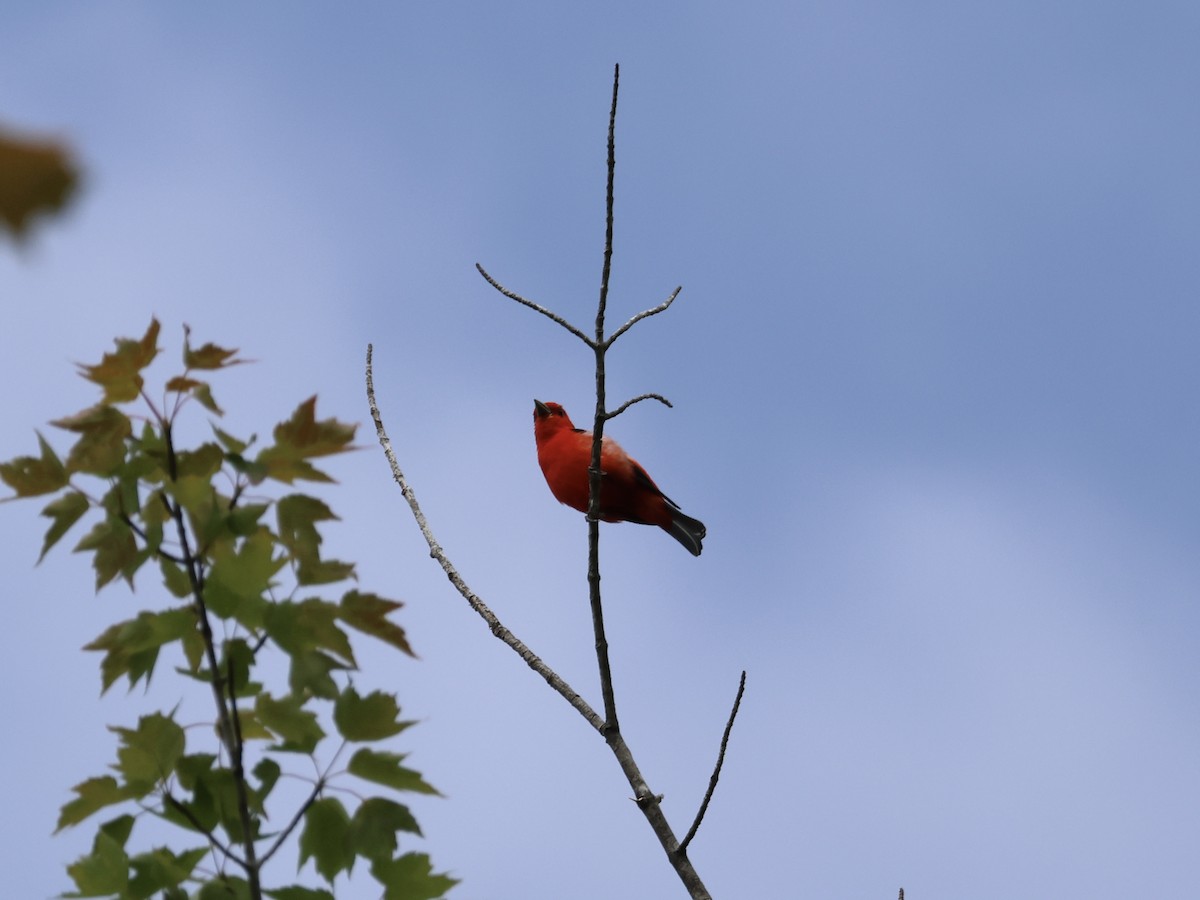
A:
2 3 1198 898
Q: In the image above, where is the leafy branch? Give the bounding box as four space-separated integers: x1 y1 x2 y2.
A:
2 319 454 900
369 65 744 899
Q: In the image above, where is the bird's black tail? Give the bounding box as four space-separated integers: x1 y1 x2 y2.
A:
665 510 706 557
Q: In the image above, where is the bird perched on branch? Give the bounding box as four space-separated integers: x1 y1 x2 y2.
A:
532 399 706 556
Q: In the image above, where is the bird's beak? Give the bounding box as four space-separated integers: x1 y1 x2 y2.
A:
534 399 551 417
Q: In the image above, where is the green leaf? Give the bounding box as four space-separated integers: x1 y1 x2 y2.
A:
253 757 282 807
255 397 356 484
349 797 423 863
128 845 208 898
174 442 224 479
77 318 160 403
192 380 225 415
235 707 273 741
219 638 256 698
160 557 193 598
0 431 68 497
84 607 198 692
63 828 130 897
184 328 243 370
339 591 415 658
212 424 252 455
56 776 136 832
275 494 356 585
191 767 250 841
255 693 324 753
52 404 132 476
289 648 345 699
334 687 409 742
347 749 440 796
371 853 458 900
299 797 354 883
38 489 89 561
265 888 336 900
197 875 252 900
73 517 137 591
111 712 186 793
227 501 269 536
265 598 355 665
204 528 283 627
175 753 216 790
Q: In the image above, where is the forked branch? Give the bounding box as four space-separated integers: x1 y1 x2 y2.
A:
376 64 740 900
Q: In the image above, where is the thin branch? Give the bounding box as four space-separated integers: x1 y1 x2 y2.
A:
475 262 594 347
680 670 747 854
585 61 622 734
365 344 604 732
260 776 325 867
163 423 261 897
604 285 683 347
603 392 673 421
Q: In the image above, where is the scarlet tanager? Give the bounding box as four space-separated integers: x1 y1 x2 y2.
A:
533 399 706 556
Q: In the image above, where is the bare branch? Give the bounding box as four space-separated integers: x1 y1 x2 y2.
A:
604 392 673 421
366 344 604 732
680 670 747 854
604 285 683 347
475 262 595 347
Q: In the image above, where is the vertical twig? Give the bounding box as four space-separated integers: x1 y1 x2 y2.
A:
587 62 622 734
680 671 747 853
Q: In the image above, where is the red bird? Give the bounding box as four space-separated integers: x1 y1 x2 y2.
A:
533 399 706 556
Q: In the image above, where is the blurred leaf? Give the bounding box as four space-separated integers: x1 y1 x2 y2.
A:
73 517 137 590
255 397 356 484
52 404 132 476
289 648 345 699
204 529 282 627
77 319 160 403
192 381 224 415
56 776 136 832
276 493 355 585
334 688 409 742
266 887 336 900
174 442 224 480
175 753 216 791
212 424 251 455
160 558 193 599
197 875 252 900
227 501 269 536
0 126 79 241
256 693 324 753
84 607 197 692
63 829 129 897
111 712 186 793
219 638 257 698
347 749 439 796
235 707 272 741
184 326 243 370
128 845 207 899
38 489 89 561
349 797 422 863
0 431 68 497
371 853 458 900
191 767 250 842
265 598 355 665
299 797 353 883
339 591 415 658
253 757 281 807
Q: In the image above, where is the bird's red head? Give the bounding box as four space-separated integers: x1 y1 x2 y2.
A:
533 399 576 433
